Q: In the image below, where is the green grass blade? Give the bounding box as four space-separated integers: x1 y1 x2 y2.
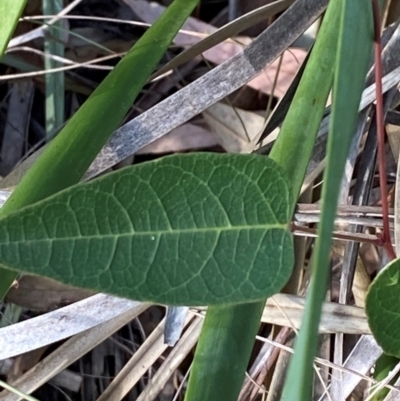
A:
281 1 377 400
0 0 29 297
185 302 265 401
151 0 294 81
0 0 199 299
184 1 339 400
0 153 293 306
0 379 39 401
268 0 339 201
371 353 399 400
0 0 28 57
43 0 65 140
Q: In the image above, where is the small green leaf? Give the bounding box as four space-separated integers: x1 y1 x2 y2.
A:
366 258 400 357
0 153 293 306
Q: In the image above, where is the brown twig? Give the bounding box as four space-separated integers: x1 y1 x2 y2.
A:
371 0 397 260
291 223 385 246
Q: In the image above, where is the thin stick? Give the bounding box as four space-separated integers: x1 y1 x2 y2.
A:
291 223 386 245
371 0 396 259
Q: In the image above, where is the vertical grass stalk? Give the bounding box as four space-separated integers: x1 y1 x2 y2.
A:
43 0 65 140
281 1 378 399
184 2 340 400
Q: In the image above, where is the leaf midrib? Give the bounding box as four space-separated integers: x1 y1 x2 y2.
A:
4 222 289 244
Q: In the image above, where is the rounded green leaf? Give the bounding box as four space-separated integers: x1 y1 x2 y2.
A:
0 153 293 306
366 258 400 357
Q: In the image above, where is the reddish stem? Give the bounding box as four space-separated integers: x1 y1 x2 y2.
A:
371 0 396 260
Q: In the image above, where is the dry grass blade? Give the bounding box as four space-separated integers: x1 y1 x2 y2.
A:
0 0 329 190
84 0 329 180
189 292 369 335
95 314 193 401
263 294 369 334
365 361 400 400
151 0 295 80
0 294 147 360
3 1 400 399
0 303 148 401
383 374 400 400
85 64 400 181
243 332 388 401
307 66 400 151
319 336 383 401
136 316 203 401
240 327 291 401
6 0 82 48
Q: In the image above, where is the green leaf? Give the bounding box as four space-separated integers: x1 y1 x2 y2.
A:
0 0 28 57
366 258 400 357
0 153 293 306
370 353 400 400
0 0 200 299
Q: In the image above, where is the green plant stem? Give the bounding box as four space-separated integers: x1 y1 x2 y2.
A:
43 0 65 141
184 2 339 400
0 0 200 299
281 1 378 399
371 0 396 260
371 353 399 401
184 302 265 401
0 379 39 401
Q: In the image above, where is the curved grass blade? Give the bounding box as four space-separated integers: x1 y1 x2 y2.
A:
151 0 294 81
0 0 28 57
281 1 378 400
0 0 200 299
0 153 293 306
